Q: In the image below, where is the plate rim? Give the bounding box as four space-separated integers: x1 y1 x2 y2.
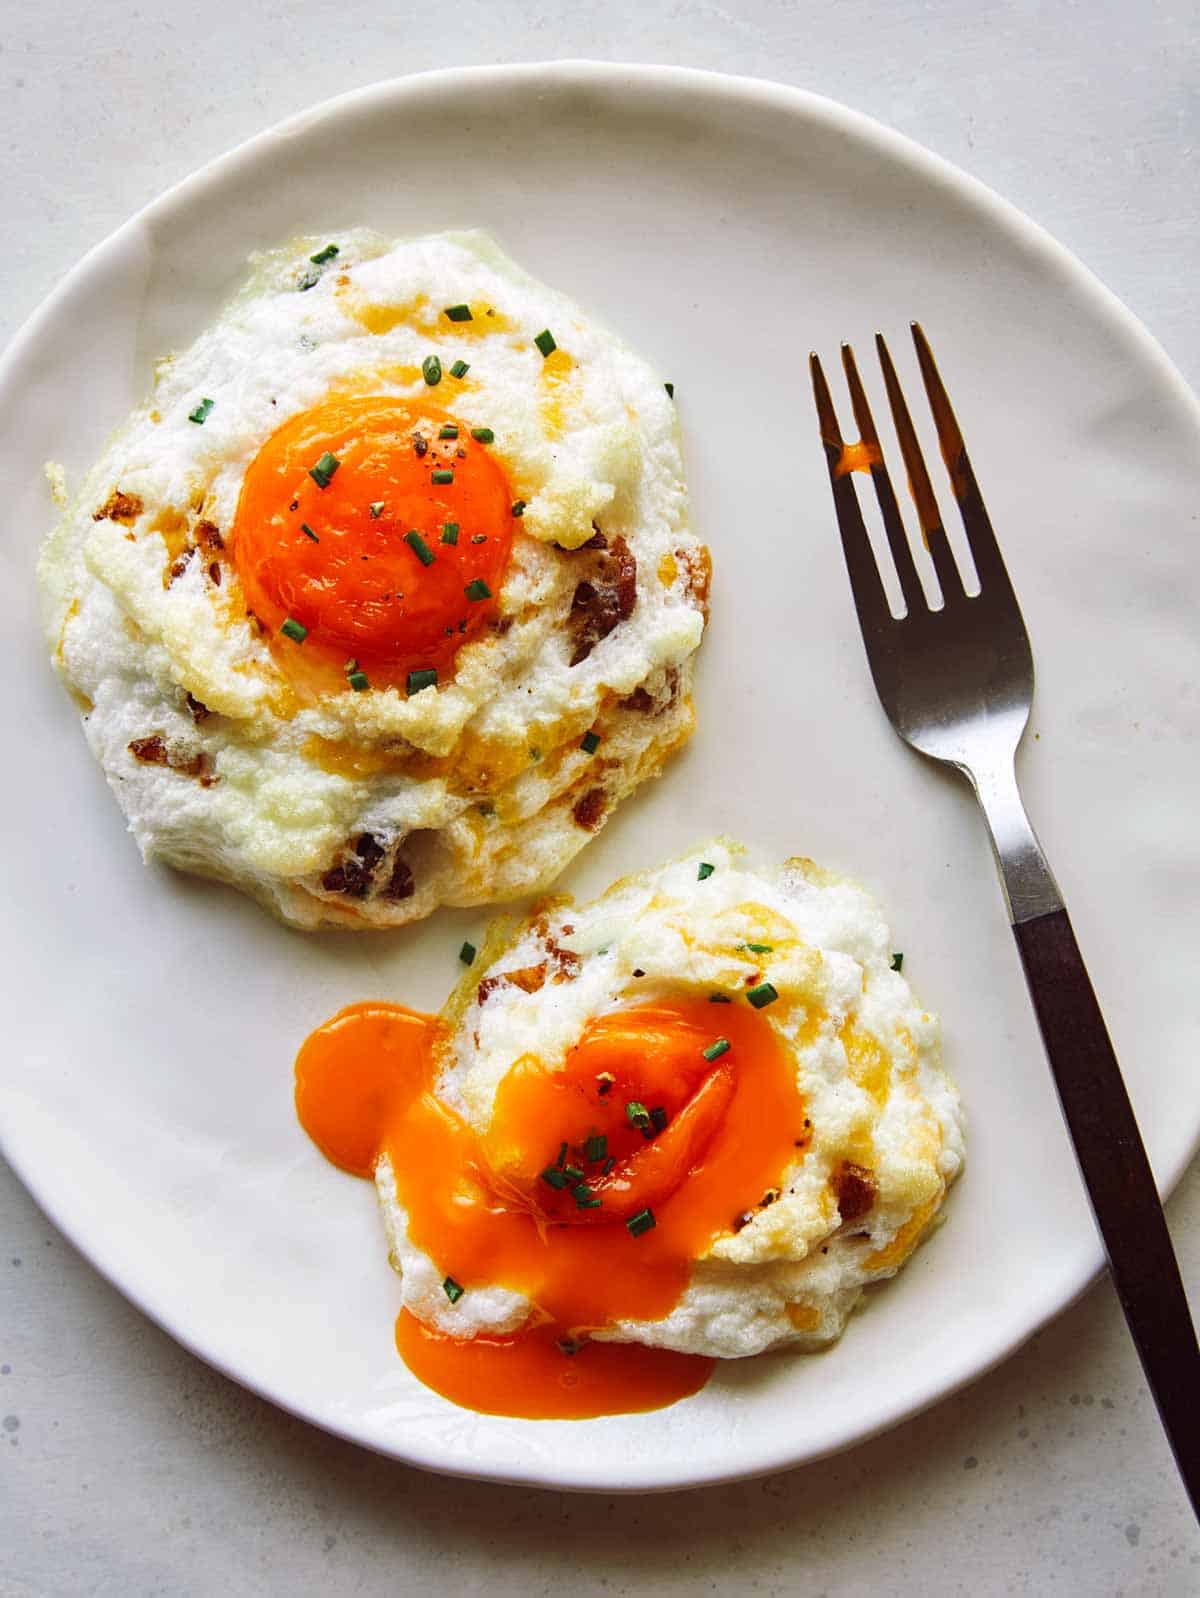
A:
3 58 1198 1494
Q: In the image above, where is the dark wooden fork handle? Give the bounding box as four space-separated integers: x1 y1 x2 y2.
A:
1013 907 1200 1514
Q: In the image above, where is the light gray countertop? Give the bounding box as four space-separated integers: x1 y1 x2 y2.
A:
3 4 1198 1592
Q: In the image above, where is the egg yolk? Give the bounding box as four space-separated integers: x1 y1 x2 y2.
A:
231 395 514 690
295 993 807 1419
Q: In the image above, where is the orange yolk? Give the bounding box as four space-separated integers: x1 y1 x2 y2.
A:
294 995 807 1419
231 395 514 690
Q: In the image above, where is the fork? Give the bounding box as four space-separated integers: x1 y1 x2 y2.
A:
810 325 1200 1517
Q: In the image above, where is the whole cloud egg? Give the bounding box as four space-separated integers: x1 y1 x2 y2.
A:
39 231 708 928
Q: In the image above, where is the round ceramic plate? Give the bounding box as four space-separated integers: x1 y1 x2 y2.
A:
2 63 1198 1493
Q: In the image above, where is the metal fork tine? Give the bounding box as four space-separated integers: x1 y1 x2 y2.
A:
840 343 923 614
875 332 965 605
810 352 892 636
910 322 1013 596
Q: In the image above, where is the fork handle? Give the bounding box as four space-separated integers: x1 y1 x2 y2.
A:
1012 906 1200 1517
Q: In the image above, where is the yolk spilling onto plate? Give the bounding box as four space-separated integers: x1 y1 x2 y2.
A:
295 995 807 1419
232 396 514 689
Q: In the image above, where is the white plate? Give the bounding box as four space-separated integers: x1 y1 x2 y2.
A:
2 63 1199 1494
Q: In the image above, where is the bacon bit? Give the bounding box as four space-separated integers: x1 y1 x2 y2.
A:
477 963 548 1007
569 534 637 664
167 550 194 585
546 938 582 981
676 544 712 619
208 562 221 585
620 685 655 713
572 787 606 831
582 523 608 550
321 833 385 899
832 1160 877 1222
195 520 224 552
185 692 211 723
732 1210 755 1233
381 853 415 902
94 489 143 526
128 735 215 784
759 1188 780 1208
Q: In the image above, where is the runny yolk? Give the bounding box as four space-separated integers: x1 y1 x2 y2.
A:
294 995 807 1419
231 395 514 690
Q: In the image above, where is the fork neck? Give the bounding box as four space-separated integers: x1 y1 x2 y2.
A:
962 755 1064 925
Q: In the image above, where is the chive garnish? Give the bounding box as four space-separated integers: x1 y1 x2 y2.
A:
697 861 715 880
470 427 494 444
444 303 472 322
188 397 214 425
534 329 557 357
562 1164 585 1183
449 359 470 379
309 451 340 488
464 579 492 601
891 952 904 972
626 1208 656 1238
584 1134 607 1163
280 617 307 643
422 355 442 386
571 1182 592 1202
556 1141 568 1168
439 424 459 439
431 468 454 485
404 530 436 567
368 502 384 519
407 667 438 694
309 243 339 265
665 382 675 398
347 670 370 691
625 1101 650 1130
709 993 732 1004
702 1037 731 1062
442 1276 464 1303
601 1156 616 1175
540 1166 568 1190
459 941 476 966
649 1106 668 1134
511 500 526 518
580 731 601 755
575 1192 602 1210
440 522 460 545
743 943 774 955
747 982 779 1009
299 521 320 542
297 269 320 292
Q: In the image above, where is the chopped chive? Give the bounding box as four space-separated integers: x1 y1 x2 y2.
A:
584 1134 607 1163
580 731 601 755
891 952 904 972
309 243 339 265
562 1164 585 1183
280 617 307 643
697 861 715 880
407 667 438 695
422 355 442 386
709 993 732 1004
449 359 470 379
444 303 472 322
702 1037 731 1062
470 427 495 444
309 451 340 488
747 982 779 1009
297 269 320 292
438 424 459 439
299 521 320 542
626 1208 656 1238
601 1156 616 1175
511 500 526 518
431 468 454 485
368 501 384 519
187 397 214 425
404 530 436 567
649 1106 668 1134
743 942 774 955
540 1166 568 1190
575 1193 602 1210
534 328 557 357
625 1100 650 1129
464 578 492 601
664 381 675 398
459 941 476 966
442 1276 464 1303
571 1182 592 1202
440 522 460 545
555 1141 568 1168
347 670 370 691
